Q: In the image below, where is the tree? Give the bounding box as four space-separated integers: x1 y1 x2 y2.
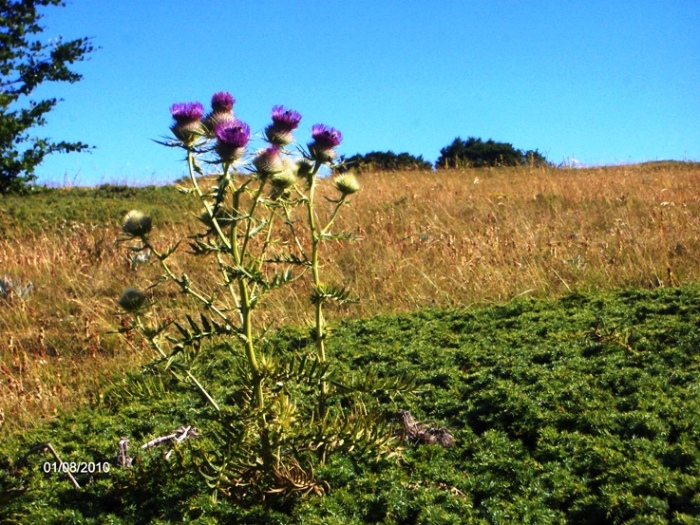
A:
335 150 432 173
0 0 94 194
435 136 549 169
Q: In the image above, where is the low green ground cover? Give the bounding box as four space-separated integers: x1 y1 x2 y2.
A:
0 184 195 234
2 285 700 524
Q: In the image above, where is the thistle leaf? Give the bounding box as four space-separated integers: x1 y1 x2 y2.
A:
311 284 358 305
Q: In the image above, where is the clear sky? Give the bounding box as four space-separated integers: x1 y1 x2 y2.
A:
26 0 700 187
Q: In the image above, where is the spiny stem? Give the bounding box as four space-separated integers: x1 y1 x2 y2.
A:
188 150 231 251
304 161 330 419
321 196 348 236
305 162 325 359
240 180 267 262
146 239 230 325
282 202 308 261
139 317 220 412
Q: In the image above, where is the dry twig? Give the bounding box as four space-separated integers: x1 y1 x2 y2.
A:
396 410 455 448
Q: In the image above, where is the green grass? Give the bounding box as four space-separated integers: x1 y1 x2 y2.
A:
0 184 197 235
2 284 700 523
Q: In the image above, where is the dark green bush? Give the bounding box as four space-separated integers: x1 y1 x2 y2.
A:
435 136 550 169
336 150 432 173
3 285 700 523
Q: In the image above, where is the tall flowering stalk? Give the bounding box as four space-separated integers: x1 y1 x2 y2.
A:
116 92 399 500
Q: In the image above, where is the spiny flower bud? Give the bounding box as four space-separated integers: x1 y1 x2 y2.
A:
118 287 147 312
253 146 285 178
309 124 342 162
294 158 315 187
170 102 205 146
122 210 152 236
204 91 237 133
214 120 250 162
270 170 297 190
333 174 360 196
265 105 302 146
269 157 299 198
296 159 314 177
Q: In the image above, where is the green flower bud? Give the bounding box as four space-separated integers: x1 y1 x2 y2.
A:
296 159 314 178
270 171 297 191
333 174 360 196
118 287 147 312
122 210 152 236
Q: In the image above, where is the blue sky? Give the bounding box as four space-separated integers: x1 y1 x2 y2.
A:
26 0 700 187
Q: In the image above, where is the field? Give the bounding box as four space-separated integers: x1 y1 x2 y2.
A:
2 162 699 433
1 162 700 522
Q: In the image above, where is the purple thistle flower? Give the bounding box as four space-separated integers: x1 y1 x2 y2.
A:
204 92 236 135
271 105 302 132
309 124 342 162
170 102 205 145
170 102 205 124
265 105 302 146
311 124 342 149
215 120 250 148
215 120 250 162
211 91 235 113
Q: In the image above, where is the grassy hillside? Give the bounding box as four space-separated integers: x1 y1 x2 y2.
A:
1 285 699 523
1 162 700 432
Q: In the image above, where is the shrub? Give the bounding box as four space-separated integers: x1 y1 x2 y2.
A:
336 150 432 173
435 136 549 169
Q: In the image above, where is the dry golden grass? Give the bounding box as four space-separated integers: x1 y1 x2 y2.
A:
1 161 699 433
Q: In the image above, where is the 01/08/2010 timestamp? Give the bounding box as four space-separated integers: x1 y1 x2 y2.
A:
43 461 110 474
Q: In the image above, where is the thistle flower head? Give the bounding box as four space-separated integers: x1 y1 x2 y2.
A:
170 102 205 145
214 120 250 162
333 173 360 196
170 102 204 124
295 158 315 187
211 91 235 113
265 105 302 146
311 124 342 149
296 159 314 176
204 91 237 133
118 287 147 312
270 166 297 189
253 145 285 178
309 124 342 162
273 105 302 129
122 210 152 236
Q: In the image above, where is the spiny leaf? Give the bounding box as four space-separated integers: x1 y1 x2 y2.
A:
186 314 202 335
173 321 191 340
320 231 356 241
311 283 358 305
265 253 310 266
200 313 212 333
188 238 224 255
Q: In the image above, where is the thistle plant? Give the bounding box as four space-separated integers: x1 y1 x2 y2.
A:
117 92 403 500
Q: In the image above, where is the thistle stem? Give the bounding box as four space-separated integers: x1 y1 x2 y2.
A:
304 161 330 421
140 317 220 412
305 162 326 361
187 150 231 250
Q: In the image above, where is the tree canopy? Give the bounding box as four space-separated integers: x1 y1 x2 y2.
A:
0 0 94 194
336 150 432 173
435 137 549 169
